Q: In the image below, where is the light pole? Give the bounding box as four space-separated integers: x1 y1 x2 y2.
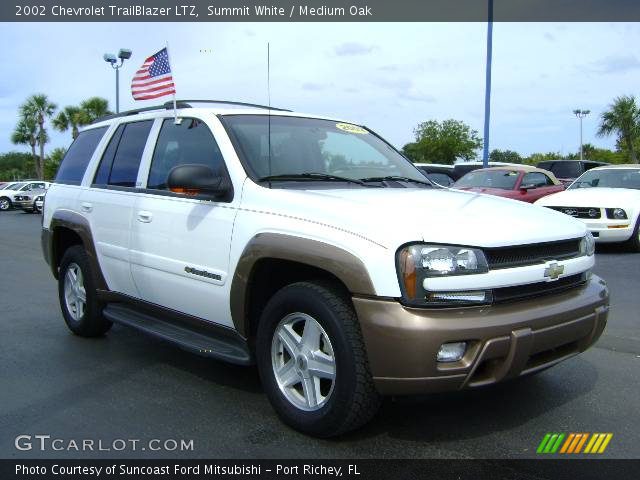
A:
482 0 494 168
573 109 590 160
103 48 132 113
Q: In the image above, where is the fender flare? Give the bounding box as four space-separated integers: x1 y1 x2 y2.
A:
229 233 376 337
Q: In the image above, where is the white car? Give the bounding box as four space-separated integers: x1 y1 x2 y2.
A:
0 181 50 211
41 100 608 437
536 165 640 250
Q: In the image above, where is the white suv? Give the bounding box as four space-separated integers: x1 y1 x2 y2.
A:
42 100 609 437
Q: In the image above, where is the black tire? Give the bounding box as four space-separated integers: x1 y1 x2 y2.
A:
256 281 381 437
58 245 112 337
626 217 640 252
0 197 11 211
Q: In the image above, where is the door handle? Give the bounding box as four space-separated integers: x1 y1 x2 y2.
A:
80 202 93 213
137 211 153 223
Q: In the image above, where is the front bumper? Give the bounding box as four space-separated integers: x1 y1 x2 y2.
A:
13 199 36 210
582 219 634 243
354 275 609 395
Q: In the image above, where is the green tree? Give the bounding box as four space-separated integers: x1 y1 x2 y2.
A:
20 94 57 179
11 117 38 176
53 105 83 140
79 97 111 122
53 97 111 140
489 149 522 164
0 152 36 180
44 147 66 180
597 95 640 164
402 119 482 164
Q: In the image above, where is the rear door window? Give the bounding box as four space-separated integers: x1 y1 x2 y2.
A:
93 121 153 188
55 127 108 185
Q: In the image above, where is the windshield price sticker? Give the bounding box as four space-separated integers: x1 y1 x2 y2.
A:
335 123 368 134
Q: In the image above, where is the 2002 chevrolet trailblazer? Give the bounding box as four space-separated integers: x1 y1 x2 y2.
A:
41 100 609 437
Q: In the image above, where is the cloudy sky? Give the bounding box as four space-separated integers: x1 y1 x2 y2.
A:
0 22 638 157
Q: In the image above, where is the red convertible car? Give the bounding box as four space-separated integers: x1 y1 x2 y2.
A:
453 165 564 203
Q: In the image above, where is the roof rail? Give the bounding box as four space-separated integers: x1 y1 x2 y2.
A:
93 99 291 123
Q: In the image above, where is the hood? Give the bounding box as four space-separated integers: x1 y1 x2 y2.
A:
535 187 640 207
245 185 587 249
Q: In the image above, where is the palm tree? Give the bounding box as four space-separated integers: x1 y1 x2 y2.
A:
79 97 111 122
11 117 40 178
597 95 640 164
53 105 83 140
20 94 57 179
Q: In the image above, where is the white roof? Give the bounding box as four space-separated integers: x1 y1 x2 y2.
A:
87 105 350 130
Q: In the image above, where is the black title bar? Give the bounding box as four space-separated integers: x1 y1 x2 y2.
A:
2 0 640 22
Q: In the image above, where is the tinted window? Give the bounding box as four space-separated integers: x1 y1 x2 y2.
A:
107 121 153 187
93 124 125 185
55 127 108 185
551 162 582 178
148 118 225 190
521 172 549 188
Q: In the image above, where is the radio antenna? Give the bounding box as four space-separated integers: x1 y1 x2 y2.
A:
267 42 272 185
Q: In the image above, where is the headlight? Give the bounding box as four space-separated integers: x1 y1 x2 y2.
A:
606 208 627 220
579 232 596 256
397 244 490 306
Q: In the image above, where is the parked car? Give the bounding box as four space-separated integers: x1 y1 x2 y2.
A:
414 163 456 186
42 100 607 437
0 181 50 211
536 164 640 250
452 161 519 179
14 188 47 213
536 159 608 186
453 166 564 203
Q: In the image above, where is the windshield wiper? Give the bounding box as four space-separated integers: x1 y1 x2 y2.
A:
257 172 376 186
358 175 433 186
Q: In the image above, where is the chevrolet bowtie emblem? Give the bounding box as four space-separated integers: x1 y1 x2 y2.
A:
544 262 565 280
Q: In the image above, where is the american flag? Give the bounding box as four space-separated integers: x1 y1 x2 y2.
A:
131 48 176 101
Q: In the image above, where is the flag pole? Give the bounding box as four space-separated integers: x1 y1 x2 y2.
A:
166 41 178 124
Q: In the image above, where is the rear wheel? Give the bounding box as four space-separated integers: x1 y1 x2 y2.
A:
256 281 381 437
58 245 112 337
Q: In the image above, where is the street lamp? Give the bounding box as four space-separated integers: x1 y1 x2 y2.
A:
573 109 590 160
103 48 132 113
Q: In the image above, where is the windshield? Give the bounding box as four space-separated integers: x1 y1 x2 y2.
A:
222 115 426 185
569 169 640 190
4 182 25 190
454 170 519 190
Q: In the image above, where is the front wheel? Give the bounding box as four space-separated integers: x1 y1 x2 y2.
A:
58 245 112 337
256 281 381 437
626 218 640 252
0 197 11 211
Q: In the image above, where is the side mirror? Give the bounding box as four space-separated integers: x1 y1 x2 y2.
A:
167 164 230 199
520 184 536 191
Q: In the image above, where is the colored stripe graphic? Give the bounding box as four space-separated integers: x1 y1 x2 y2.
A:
537 433 565 453
540 433 613 454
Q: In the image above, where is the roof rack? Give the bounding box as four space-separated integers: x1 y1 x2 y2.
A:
93 99 291 123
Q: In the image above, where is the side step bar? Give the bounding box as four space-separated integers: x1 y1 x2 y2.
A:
103 303 252 365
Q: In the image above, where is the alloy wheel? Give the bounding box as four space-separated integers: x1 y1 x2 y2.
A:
271 312 336 411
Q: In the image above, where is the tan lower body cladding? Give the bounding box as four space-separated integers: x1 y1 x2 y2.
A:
354 275 609 395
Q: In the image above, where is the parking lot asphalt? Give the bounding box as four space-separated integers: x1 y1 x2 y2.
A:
1 210 639 460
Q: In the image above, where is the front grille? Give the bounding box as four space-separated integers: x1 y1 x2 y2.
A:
546 206 601 219
492 273 586 303
484 239 581 270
